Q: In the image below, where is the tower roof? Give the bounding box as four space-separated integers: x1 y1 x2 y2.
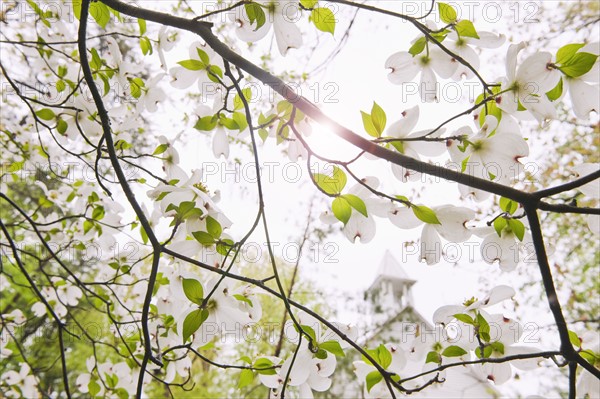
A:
369 250 416 290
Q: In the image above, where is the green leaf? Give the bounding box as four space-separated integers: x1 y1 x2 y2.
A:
301 0 318 8
361 111 379 137
366 370 383 393
453 313 474 325
239 356 252 364
153 144 169 155
556 43 586 65
140 36 152 55
129 77 144 99
313 166 346 195
438 2 457 24
89 2 110 28
56 79 66 92
568 330 582 348
138 18 147 35
546 77 563 101
493 217 507 237
455 19 479 39
320 340 345 357
182 308 209 343
499 197 518 215
408 37 427 57
83 220 93 234
332 197 352 225
376 344 392 368
182 278 204 305
207 65 224 82
140 226 148 245
232 112 249 132
238 368 254 389
475 345 493 358
370 102 387 135
196 48 210 65
253 358 276 375
194 116 218 131
177 59 206 71
341 194 368 217
88 379 101 397
508 219 525 241
580 349 597 364
233 88 253 110
206 216 222 239
426 351 442 364
36 108 55 121
441 345 468 357
559 52 598 78
476 312 490 342
311 7 336 35
56 118 68 135
412 205 441 224
245 3 267 30
192 231 215 246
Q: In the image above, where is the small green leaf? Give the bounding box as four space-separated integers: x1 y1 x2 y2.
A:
233 87 253 110
140 36 152 55
341 194 368 217
138 18 147 35
370 102 387 135
556 43 586 65
36 108 55 121
332 197 352 225
89 2 110 28
182 308 209 343
455 19 479 39
238 368 254 389
129 77 145 99
408 37 427 57
56 79 66 92
178 59 206 71
88 379 101 396
508 219 525 241
182 278 204 305
412 205 441 225
453 313 474 325
476 312 491 342
320 340 345 357
206 215 222 239
311 7 336 35
559 52 598 78
361 111 379 137
313 166 346 195
568 330 582 348
253 358 276 375
426 351 442 364
377 344 392 368
153 144 169 155
192 231 215 246
365 370 383 393
499 197 518 215
441 345 468 357
196 48 210 65
493 217 507 237
245 3 267 30
194 116 218 131
83 220 93 234
301 0 318 8
56 118 68 135
438 2 457 24
580 349 597 364
546 77 563 101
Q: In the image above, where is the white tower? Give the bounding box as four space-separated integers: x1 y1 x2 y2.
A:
366 250 417 328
